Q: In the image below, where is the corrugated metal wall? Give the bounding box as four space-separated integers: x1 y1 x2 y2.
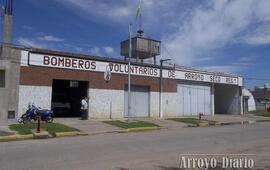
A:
177 83 211 116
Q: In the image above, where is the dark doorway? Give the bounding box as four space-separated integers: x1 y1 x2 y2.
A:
51 79 88 117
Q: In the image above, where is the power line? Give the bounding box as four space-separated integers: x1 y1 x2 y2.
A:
244 77 270 81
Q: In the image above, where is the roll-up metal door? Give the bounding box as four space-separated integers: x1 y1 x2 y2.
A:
177 83 211 116
124 85 150 117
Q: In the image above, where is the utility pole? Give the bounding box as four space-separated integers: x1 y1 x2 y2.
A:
3 0 13 45
127 24 132 122
159 58 171 118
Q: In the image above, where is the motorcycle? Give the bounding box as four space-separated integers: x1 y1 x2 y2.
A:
18 104 54 124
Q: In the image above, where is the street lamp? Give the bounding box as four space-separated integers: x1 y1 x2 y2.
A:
159 58 171 118
127 24 132 122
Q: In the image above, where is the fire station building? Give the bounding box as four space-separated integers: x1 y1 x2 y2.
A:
0 46 243 123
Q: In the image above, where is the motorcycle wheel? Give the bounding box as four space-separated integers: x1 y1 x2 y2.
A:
22 117 31 124
17 118 23 123
46 116 53 123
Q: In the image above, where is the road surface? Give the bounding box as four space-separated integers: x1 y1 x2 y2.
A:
1 123 270 170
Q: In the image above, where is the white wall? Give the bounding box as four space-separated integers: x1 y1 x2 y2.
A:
150 92 159 117
215 84 241 114
88 89 177 119
17 84 242 118
18 85 52 117
163 92 177 117
242 88 256 112
88 88 124 119
176 84 211 116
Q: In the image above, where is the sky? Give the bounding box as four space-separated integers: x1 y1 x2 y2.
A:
1 0 270 89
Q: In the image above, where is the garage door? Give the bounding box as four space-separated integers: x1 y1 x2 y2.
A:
124 85 149 117
177 83 211 116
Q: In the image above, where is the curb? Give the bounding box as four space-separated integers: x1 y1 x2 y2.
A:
185 120 259 128
197 123 209 127
210 119 270 126
0 134 33 142
256 119 270 123
54 131 81 137
126 126 160 132
197 121 210 127
0 131 82 142
87 130 127 135
219 121 250 126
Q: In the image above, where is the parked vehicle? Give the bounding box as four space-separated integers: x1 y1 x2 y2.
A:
18 104 54 124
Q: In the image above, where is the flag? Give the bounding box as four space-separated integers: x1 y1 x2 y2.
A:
136 0 141 20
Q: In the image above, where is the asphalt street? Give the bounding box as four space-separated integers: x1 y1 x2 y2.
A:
1 123 270 170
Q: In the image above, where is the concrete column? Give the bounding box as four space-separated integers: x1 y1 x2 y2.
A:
0 47 21 123
239 86 244 115
0 61 9 124
3 15 12 45
211 83 215 116
0 89 8 125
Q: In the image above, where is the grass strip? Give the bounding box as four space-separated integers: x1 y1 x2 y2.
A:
254 112 270 117
9 123 79 135
167 117 207 125
103 120 159 129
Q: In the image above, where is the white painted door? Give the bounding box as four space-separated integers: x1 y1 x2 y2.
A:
124 85 149 117
177 83 211 116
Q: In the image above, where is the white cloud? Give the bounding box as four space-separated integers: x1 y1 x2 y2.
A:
74 47 83 52
239 57 252 62
55 0 183 28
17 34 64 49
89 46 115 56
201 55 253 73
89 47 101 56
240 24 270 45
244 35 270 45
17 37 46 48
162 0 270 67
39 35 64 42
200 65 242 74
53 0 270 73
103 46 114 55
22 25 33 31
57 0 133 22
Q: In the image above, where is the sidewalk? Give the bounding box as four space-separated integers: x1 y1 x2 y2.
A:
0 120 16 135
203 114 270 125
2 114 270 138
55 118 187 135
135 118 187 129
54 118 124 135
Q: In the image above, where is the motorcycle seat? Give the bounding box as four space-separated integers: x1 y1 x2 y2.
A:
37 110 49 114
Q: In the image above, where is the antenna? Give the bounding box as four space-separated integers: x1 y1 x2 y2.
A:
136 0 144 36
120 0 161 64
4 0 12 15
0 0 4 18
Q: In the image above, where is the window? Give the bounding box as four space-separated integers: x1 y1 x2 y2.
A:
8 111 15 119
0 70 5 87
70 80 79 88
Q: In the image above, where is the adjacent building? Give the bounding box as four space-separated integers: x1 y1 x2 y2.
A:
251 86 270 111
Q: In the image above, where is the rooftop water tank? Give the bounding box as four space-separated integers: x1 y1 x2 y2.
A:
120 36 161 64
